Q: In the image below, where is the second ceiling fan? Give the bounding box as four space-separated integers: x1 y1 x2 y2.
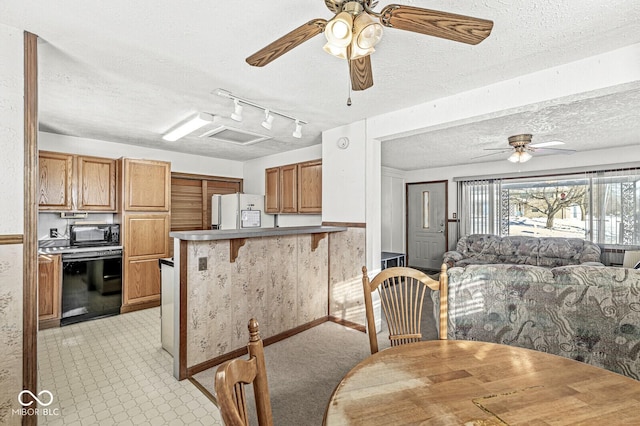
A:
246 0 494 91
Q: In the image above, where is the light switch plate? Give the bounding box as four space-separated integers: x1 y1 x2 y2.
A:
198 257 207 271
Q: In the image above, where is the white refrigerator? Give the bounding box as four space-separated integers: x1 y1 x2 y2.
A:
211 193 274 230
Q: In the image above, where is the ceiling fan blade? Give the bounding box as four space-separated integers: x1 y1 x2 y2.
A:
533 147 577 155
472 150 510 160
350 55 374 91
246 19 327 67
530 141 565 148
379 4 493 45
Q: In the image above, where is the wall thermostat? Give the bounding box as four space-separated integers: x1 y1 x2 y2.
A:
337 137 349 149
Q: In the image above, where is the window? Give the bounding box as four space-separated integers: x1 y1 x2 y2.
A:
459 168 640 246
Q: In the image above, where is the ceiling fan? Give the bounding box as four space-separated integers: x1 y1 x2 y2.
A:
476 134 577 163
246 0 493 91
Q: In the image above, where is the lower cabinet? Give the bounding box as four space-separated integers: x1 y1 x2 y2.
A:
121 213 170 311
38 254 61 329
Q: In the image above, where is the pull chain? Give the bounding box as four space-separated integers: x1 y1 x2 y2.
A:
347 61 352 106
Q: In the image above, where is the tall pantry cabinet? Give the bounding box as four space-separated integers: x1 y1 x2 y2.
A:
117 158 171 312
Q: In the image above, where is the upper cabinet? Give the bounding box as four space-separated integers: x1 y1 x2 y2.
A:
38 151 116 212
38 151 73 210
265 167 280 214
265 159 321 214
121 158 171 211
297 160 322 213
77 155 117 211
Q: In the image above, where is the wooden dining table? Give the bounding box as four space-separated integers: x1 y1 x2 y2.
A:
323 340 640 425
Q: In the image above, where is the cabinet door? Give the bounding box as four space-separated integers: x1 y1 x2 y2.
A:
298 160 322 213
39 151 73 210
265 167 280 213
77 155 117 211
125 214 170 258
38 254 61 324
123 258 161 305
281 164 298 213
123 158 171 211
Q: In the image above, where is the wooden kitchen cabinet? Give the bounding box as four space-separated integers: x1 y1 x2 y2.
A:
265 160 321 214
281 164 298 213
38 151 117 212
265 167 280 213
38 151 73 210
297 160 322 213
38 254 61 329
122 158 171 211
118 158 171 312
77 155 117 211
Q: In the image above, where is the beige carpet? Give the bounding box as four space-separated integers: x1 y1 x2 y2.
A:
193 293 436 426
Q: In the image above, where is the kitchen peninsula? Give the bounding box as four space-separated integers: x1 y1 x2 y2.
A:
169 225 361 380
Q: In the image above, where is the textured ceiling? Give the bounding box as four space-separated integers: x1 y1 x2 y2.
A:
1 0 639 169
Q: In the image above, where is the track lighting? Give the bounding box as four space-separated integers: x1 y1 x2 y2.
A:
261 110 274 130
293 120 302 139
230 99 243 122
215 89 307 139
162 112 214 141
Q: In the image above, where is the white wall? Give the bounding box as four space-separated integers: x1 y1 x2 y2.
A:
39 132 244 177
381 167 405 253
0 22 24 425
242 144 323 227
322 43 640 270
322 120 367 223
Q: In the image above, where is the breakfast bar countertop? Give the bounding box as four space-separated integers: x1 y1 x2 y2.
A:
169 225 347 241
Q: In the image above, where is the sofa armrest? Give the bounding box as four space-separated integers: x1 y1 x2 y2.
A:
443 250 463 268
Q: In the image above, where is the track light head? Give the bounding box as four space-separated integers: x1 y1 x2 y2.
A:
293 120 302 139
231 99 243 122
261 110 274 130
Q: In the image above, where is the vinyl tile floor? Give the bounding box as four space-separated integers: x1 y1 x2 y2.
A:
37 307 222 425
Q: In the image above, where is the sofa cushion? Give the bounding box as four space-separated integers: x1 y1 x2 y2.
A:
537 237 600 267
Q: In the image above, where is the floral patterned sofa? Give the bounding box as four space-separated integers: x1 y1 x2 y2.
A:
435 263 640 379
443 234 603 268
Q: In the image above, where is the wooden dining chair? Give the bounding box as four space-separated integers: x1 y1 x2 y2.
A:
362 264 448 354
214 318 274 426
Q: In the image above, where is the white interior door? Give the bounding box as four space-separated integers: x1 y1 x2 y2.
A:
407 182 447 270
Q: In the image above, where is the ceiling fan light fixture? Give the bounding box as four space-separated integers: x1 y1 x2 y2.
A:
162 112 214 142
350 43 374 60
353 13 383 49
261 109 274 130
293 120 303 139
230 99 243 122
325 11 354 47
323 42 348 59
508 150 532 163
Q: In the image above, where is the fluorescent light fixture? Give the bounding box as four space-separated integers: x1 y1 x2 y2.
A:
162 112 214 141
231 99 243 122
293 120 302 139
261 110 274 130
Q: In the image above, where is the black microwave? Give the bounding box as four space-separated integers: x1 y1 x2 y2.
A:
69 224 120 247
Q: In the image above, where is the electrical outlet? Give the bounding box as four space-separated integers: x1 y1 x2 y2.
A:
198 257 207 271
50 228 58 238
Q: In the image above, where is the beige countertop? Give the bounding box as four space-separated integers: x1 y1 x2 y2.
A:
169 225 347 241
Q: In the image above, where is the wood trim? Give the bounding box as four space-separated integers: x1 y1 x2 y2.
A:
311 233 327 252
322 221 366 228
188 377 219 407
38 318 61 330
327 316 366 333
230 238 246 263
171 171 243 186
186 316 330 377
23 30 39 426
120 299 160 313
0 234 24 245
179 239 188 380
